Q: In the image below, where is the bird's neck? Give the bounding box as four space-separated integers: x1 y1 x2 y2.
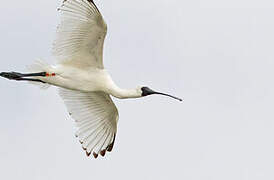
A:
109 86 141 99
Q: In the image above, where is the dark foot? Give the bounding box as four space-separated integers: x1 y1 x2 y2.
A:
0 72 24 80
0 72 46 83
0 72 47 80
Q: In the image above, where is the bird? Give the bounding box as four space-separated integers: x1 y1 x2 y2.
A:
0 0 182 158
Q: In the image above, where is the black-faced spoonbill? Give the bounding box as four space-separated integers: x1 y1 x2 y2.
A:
0 0 182 158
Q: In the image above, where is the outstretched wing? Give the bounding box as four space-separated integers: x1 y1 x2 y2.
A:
59 88 118 158
53 0 107 69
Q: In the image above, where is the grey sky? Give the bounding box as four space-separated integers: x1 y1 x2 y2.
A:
0 0 274 180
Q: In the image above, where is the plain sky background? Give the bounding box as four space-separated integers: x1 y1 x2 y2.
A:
0 0 274 179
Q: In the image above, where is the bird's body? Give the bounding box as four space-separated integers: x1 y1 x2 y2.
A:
0 0 181 158
36 63 141 98
40 64 112 93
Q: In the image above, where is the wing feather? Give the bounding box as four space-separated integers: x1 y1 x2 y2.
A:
59 88 118 158
53 0 107 69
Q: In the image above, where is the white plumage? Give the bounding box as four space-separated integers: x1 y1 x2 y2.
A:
53 0 118 157
0 0 182 158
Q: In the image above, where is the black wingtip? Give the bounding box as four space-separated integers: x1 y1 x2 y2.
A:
86 151 91 157
93 152 98 159
100 149 106 157
107 134 116 152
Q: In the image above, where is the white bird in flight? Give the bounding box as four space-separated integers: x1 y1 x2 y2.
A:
0 0 182 158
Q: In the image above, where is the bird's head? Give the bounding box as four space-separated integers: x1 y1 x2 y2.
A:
140 86 182 101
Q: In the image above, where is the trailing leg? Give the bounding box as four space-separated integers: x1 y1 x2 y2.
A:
0 71 47 83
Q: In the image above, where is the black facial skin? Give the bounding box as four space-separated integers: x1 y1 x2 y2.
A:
141 87 182 101
141 87 156 96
